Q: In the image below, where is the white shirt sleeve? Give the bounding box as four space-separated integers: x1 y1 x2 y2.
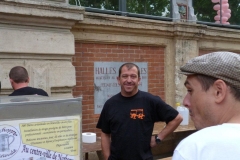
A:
172 149 186 160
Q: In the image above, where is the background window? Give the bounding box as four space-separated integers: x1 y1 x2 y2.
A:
193 0 240 25
126 0 171 17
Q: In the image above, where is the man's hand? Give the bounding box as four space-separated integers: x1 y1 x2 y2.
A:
150 135 157 147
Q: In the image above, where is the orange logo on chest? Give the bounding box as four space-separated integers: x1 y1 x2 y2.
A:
130 109 145 119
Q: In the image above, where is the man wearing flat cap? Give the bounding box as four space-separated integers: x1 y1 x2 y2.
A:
172 51 240 160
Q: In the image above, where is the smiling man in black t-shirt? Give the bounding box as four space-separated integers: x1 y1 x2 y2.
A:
97 62 182 160
8 66 48 96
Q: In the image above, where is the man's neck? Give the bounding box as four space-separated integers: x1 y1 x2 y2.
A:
220 101 240 124
14 83 28 90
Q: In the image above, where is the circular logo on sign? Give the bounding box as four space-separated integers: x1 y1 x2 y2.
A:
0 125 21 160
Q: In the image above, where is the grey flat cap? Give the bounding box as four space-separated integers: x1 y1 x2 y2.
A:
180 51 240 89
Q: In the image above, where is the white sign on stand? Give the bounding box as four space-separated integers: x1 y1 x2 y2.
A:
0 116 80 160
94 62 148 114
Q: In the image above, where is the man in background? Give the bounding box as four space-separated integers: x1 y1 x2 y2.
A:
9 66 48 96
172 51 240 160
97 62 182 160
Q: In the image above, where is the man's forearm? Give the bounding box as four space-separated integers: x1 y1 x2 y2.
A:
158 114 183 140
101 132 111 160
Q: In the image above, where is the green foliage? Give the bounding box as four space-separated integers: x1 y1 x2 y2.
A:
69 0 170 16
69 0 119 10
193 0 240 25
69 0 240 25
228 0 240 25
193 0 215 22
127 0 170 16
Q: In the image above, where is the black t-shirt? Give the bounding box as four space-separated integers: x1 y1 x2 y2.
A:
96 90 178 160
9 87 48 96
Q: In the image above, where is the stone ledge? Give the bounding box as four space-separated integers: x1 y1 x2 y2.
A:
0 0 84 28
74 12 207 39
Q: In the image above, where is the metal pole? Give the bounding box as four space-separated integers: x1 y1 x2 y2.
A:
119 0 127 15
220 0 222 24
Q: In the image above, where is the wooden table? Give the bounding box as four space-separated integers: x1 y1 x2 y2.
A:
82 137 102 160
82 122 196 160
151 121 196 158
152 120 196 135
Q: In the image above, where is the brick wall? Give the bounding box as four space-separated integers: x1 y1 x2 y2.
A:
72 42 165 136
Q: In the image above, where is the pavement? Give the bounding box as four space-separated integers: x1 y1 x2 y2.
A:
82 152 172 160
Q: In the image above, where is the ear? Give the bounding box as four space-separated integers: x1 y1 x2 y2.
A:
9 79 15 89
26 77 30 83
10 79 14 86
138 77 141 85
213 79 228 104
117 76 120 85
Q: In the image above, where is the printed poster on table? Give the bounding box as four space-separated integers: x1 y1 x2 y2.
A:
94 62 148 114
0 116 80 160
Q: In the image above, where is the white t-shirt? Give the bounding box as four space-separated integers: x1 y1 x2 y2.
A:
172 123 240 160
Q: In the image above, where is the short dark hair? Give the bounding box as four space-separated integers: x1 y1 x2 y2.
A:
196 74 240 101
9 66 29 83
118 63 140 77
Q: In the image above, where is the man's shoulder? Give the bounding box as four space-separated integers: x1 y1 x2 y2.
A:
31 87 48 96
28 87 44 91
106 92 121 102
26 87 47 92
10 87 48 96
174 124 240 160
138 90 162 101
179 125 228 145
